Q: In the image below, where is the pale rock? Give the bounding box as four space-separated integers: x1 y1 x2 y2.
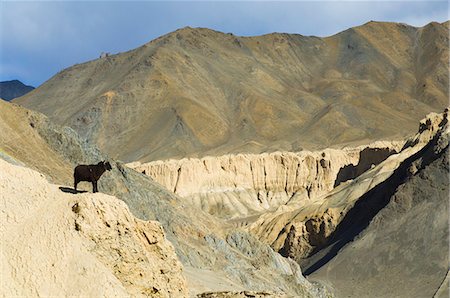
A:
128 144 401 219
0 158 188 297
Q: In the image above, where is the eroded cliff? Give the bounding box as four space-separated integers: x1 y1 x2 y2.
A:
0 100 328 297
129 142 402 219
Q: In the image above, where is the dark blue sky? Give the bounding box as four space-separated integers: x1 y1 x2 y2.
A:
1 1 448 87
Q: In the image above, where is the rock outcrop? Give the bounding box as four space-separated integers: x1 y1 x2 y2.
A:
129 142 402 219
0 158 188 297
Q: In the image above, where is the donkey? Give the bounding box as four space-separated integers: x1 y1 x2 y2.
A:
74 161 112 193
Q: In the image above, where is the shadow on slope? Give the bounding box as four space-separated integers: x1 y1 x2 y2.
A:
303 120 448 275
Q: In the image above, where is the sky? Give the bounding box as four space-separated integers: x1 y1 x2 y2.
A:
0 1 448 87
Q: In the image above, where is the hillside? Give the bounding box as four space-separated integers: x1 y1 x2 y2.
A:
16 21 449 162
0 80 34 101
245 109 449 297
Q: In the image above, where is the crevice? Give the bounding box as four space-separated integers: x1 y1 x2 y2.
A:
173 167 182 193
284 157 289 197
263 162 269 199
142 231 157 245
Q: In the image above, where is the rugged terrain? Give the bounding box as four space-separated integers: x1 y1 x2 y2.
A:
0 80 34 101
246 110 447 259
133 108 449 297
16 21 449 161
308 110 449 297
0 100 328 297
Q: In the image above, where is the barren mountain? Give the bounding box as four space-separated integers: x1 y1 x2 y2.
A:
246 109 446 255
16 21 449 162
0 80 34 101
4 19 449 297
246 109 449 297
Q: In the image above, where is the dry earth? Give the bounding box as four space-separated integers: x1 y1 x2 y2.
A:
4 20 449 298
307 111 449 297
131 109 449 297
247 110 448 261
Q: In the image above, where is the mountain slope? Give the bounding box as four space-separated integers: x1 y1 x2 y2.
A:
308 113 449 297
0 80 35 101
16 21 449 162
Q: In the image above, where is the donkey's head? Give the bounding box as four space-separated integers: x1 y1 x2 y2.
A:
103 161 112 171
97 161 112 171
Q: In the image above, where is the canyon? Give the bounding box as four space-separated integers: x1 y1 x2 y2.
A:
0 99 328 297
2 20 449 297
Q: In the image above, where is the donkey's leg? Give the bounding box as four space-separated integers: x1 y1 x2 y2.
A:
92 181 98 193
74 178 79 192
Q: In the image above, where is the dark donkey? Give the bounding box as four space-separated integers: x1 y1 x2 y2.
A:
74 161 112 193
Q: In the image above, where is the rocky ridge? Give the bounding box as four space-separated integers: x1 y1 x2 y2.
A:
308 109 449 297
248 109 448 262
